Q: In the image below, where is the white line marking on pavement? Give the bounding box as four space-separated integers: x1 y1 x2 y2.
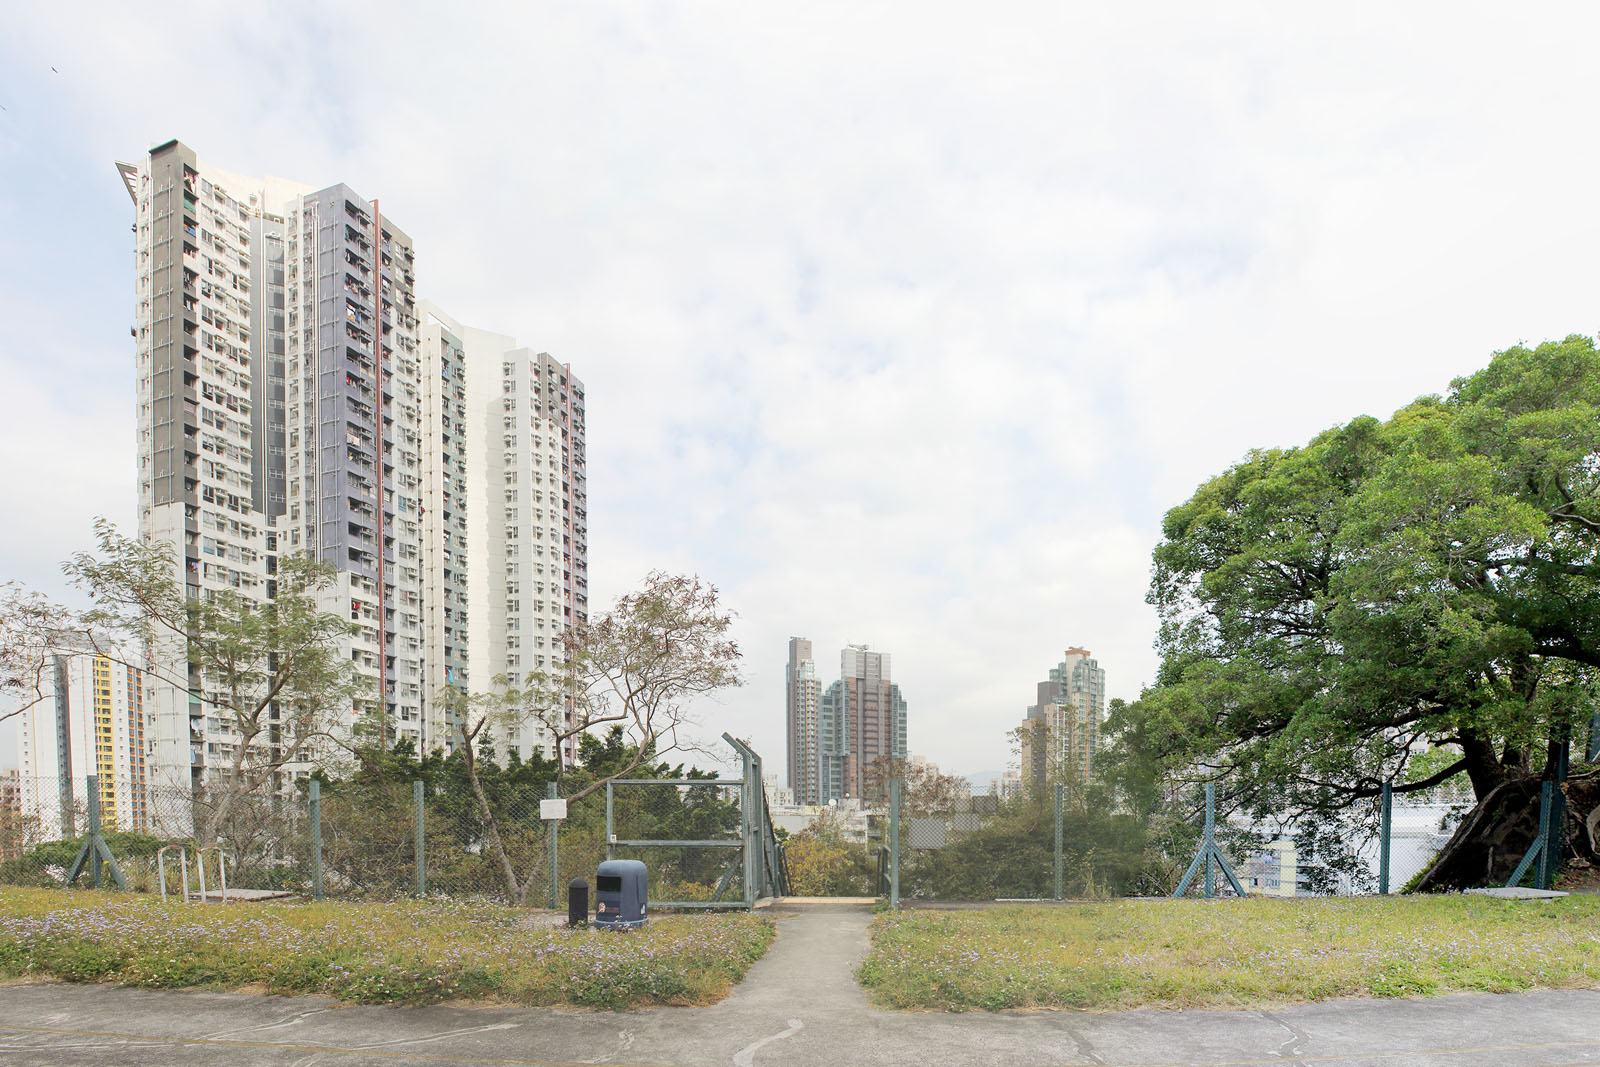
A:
732 1019 803 1067
352 1022 522 1050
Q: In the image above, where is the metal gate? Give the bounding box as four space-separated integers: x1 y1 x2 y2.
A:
604 734 786 909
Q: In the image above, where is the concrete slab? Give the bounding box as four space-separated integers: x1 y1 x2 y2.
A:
196 888 297 902
759 896 875 911
1465 887 1570 899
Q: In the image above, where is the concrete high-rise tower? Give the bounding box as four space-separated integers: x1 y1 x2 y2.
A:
1018 646 1106 790
421 302 588 765
785 638 820 804
118 140 588 789
119 142 300 792
817 645 907 803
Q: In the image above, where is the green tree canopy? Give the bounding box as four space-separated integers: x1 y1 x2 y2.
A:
1145 335 1600 885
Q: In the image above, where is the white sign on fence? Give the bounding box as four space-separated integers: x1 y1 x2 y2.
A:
540 798 568 821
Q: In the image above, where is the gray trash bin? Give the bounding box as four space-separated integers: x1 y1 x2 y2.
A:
594 859 647 929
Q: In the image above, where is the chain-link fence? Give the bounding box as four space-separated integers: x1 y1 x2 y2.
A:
875 779 1468 904
607 778 745 905
1 736 787 909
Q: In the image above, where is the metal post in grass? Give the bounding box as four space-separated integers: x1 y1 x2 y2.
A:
605 780 615 862
742 747 756 910
1549 734 1570 889
414 779 426 897
547 781 559 910
65 775 128 891
1201 784 1216 897
309 779 324 902
1054 783 1065 902
1506 779 1554 890
88 777 102 888
1172 783 1245 898
1535 779 1555 891
889 778 901 910
1379 782 1393 895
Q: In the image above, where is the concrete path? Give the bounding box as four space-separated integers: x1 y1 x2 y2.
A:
3 905 1600 1065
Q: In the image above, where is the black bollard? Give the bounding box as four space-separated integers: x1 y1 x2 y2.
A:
568 878 589 926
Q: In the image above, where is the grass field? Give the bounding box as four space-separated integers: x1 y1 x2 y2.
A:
0 888 773 1009
858 895 1600 1011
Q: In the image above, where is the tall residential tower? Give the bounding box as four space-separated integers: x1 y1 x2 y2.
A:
817 644 907 803
1018 647 1106 791
116 140 587 791
785 638 820 804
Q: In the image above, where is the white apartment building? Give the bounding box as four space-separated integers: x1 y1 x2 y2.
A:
116 140 588 785
13 644 152 838
422 302 588 765
418 312 472 752
119 143 287 794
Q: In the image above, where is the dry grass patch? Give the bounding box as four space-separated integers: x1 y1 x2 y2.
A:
0 887 773 1009
858 895 1600 1011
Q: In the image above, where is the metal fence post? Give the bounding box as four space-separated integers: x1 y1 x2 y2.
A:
547 781 559 910
414 779 426 897
742 750 756 909
309 779 324 902
750 751 765 897
605 781 615 862
1535 779 1554 891
1379 782 1392 895
1203 784 1216 899
1054 783 1065 901
87 776 102 889
889 779 901 910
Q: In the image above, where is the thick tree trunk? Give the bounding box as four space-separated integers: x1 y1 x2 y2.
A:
1412 772 1600 891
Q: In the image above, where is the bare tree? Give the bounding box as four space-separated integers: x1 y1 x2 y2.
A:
18 520 368 841
865 756 972 814
443 571 743 904
0 582 87 725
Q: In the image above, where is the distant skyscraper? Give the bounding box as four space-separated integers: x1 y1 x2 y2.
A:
817 645 907 803
785 638 820 804
1018 646 1105 791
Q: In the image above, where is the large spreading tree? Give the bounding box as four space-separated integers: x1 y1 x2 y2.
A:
1145 335 1600 888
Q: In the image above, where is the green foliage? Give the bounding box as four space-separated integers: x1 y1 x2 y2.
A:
18 831 169 870
898 785 1156 901
1141 335 1600 867
784 810 876 896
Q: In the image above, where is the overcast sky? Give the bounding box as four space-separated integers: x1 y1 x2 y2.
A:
4 2 1600 780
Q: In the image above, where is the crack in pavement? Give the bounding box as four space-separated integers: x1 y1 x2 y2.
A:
350 1022 524 1051
203 1004 336 1040
1062 1023 1106 1065
731 1018 803 1066
1260 1010 1312 1066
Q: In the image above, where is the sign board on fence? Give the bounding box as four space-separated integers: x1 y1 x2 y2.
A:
540 798 568 821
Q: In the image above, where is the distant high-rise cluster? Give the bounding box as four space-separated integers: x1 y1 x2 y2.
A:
13 640 148 836
90 139 589 806
786 639 908 805
1018 647 1105 791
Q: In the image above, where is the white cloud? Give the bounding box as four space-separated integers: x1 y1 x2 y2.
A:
5 0 1600 775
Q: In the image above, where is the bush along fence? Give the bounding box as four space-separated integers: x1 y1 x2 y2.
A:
1 737 787 908
870 776 1466 905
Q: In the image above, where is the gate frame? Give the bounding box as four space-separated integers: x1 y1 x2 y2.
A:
604 735 784 910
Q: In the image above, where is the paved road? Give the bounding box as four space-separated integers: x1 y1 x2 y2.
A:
3 905 1600 1066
